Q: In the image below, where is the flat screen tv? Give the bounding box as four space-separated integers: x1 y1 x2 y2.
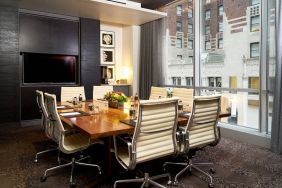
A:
23 53 78 84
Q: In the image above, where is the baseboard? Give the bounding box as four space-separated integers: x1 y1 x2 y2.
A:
20 119 41 127
219 122 271 149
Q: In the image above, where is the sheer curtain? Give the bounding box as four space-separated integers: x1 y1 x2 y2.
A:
271 0 282 154
139 18 165 99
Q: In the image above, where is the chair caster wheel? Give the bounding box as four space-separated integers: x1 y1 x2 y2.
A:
173 181 179 186
40 176 47 182
69 182 77 188
167 180 172 185
98 170 102 175
208 183 214 188
210 168 216 174
34 159 38 163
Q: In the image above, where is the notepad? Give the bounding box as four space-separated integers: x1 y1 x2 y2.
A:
60 112 81 117
57 105 66 109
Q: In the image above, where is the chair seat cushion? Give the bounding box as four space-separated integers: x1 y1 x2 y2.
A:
62 133 90 153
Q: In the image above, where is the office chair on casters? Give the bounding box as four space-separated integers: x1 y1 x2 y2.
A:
34 90 58 163
113 98 179 188
164 95 221 188
41 93 101 187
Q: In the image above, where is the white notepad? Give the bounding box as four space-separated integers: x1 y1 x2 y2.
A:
57 106 66 109
60 112 80 116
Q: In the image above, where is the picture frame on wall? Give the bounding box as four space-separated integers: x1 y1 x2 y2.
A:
100 31 115 47
101 66 115 81
101 48 115 65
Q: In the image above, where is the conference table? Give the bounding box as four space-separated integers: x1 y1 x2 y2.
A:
57 100 230 186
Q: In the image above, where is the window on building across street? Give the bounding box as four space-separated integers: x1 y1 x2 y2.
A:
176 21 182 32
205 10 211 20
188 24 193 34
186 77 193 86
208 77 222 87
229 76 237 89
250 42 260 58
205 41 211 50
218 5 224 16
218 38 223 49
251 0 260 6
188 40 193 49
188 8 193 18
176 38 182 48
248 77 260 89
205 25 210 34
218 22 223 32
177 5 182 16
251 15 260 32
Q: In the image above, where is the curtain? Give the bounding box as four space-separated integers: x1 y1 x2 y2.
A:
139 18 165 99
271 0 282 154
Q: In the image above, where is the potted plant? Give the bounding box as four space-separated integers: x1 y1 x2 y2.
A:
104 91 128 108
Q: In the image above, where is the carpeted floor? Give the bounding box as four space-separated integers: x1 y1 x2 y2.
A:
0 124 282 188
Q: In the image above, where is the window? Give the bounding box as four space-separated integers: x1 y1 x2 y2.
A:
250 42 260 58
248 77 260 89
188 56 193 63
188 24 193 34
173 77 182 85
172 77 177 85
205 41 211 50
205 10 211 20
206 0 210 4
218 5 224 16
186 77 193 86
218 38 223 49
205 25 210 34
208 77 222 87
188 8 193 18
188 40 193 49
176 38 182 48
177 5 182 16
177 77 182 85
229 76 237 89
176 21 182 32
218 22 223 32
177 55 182 62
251 15 260 32
251 0 260 6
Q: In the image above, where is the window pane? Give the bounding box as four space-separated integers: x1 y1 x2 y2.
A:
159 0 194 87
252 0 260 6
200 0 261 130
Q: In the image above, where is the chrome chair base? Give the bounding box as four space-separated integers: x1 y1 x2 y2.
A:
34 147 58 163
114 172 171 188
40 155 101 187
164 159 215 188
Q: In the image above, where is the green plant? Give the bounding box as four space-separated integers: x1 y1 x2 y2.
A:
104 91 128 103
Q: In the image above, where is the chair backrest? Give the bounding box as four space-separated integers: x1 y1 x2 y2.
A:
129 98 179 169
44 93 66 145
36 90 52 138
172 88 194 112
93 86 113 99
184 95 221 150
149 86 167 100
61 86 86 102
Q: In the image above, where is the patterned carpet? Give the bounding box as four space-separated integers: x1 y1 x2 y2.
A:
0 124 282 188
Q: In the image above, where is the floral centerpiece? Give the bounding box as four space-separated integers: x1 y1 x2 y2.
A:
104 91 128 108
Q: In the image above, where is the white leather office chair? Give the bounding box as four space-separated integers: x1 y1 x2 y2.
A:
113 98 179 188
34 90 58 163
41 93 101 187
93 85 113 99
164 95 221 188
149 86 167 100
172 88 194 112
61 86 86 102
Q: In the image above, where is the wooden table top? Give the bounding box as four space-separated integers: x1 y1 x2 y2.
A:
58 100 231 139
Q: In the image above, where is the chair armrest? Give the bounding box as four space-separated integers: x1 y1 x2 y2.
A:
113 135 133 169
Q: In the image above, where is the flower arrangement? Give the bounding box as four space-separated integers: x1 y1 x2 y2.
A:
104 91 128 103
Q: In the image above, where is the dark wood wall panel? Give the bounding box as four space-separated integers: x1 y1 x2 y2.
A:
19 14 79 55
0 6 20 123
80 18 101 99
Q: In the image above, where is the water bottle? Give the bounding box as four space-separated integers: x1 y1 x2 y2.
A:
129 104 136 120
79 94 83 102
134 93 139 108
178 100 183 114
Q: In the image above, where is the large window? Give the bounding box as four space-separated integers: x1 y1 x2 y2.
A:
251 15 260 32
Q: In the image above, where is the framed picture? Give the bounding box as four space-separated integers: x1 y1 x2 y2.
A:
101 31 115 47
102 66 115 81
101 48 115 65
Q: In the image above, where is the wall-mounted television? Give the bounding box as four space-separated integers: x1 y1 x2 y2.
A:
23 52 78 85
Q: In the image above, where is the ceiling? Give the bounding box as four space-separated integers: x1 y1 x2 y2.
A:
131 0 175 9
